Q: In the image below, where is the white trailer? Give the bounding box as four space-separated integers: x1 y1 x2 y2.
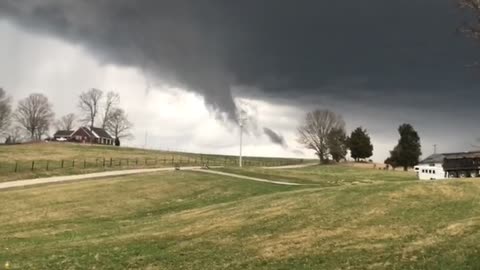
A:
414 164 446 180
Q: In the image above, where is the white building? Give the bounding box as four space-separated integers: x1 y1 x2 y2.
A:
414 154 447 180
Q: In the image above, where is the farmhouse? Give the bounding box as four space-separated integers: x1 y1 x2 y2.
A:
53 130 74 141
70 127 114 145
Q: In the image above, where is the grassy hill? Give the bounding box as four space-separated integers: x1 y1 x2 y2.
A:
2 165 480 269
0 142 305 182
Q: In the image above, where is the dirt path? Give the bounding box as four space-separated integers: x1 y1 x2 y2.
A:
0 166 204 190
263 163 318 170
0 164 311 190
189 168 305 186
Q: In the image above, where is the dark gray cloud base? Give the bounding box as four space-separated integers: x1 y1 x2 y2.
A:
1 0 480 124
263 127 287 148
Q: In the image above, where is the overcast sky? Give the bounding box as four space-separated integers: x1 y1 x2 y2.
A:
1 0 480 162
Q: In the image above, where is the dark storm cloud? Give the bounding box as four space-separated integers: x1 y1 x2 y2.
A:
263 127 287 148
1 0 479 122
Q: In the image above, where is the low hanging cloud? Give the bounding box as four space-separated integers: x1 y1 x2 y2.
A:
1 0 480 126
263 127 287 148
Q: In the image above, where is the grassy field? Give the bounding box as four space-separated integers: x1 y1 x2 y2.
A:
2 165 480 269
0 143 304 182
215 165 413 186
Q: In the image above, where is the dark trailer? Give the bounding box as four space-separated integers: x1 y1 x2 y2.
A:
443 151 480 178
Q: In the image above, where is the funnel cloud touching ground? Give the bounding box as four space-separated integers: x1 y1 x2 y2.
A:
1 1 480 160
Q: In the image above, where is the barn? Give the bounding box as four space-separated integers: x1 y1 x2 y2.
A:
442 151 480 178
70 127 114 145
414 151 480 180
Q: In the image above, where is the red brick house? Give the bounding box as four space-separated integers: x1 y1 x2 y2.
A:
70 127 114 145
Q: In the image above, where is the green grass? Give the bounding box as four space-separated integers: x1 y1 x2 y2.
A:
216 164 415 186
0 143 305 182
1 166 480 269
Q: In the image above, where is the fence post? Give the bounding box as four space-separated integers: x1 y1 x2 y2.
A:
72 160 75 168
136 158 138 166
14 161 18 173
61 160 64 169
84 160 87 169
171 155 174 165
110 158 113 167
46 161 49 171
31 161 35 171
103 158 106 167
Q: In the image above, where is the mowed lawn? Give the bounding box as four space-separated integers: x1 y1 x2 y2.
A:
2 167 480 269
0 143 303 182
215 164 414 186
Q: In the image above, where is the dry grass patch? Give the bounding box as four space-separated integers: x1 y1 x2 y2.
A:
388 183 469 201
253 226 340 259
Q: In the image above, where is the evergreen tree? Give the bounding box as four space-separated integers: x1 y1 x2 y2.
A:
327 127 348 162
387 123 422 171
348 127 373 161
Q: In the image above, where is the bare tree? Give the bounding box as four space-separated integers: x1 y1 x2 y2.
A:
78 88 103 128
15 93 54 140
297 109 345 164
105 108 133 140
4 126 24 144
101 91 120 128
0 88 12 136
56 113 76 131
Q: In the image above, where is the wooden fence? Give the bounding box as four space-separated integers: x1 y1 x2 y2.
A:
0 156 304 174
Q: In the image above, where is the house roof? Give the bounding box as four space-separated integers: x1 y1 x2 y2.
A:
442 151 480 160
54 130 74 137
420 151 480 164
77 127 96 138
419 154 446 164
90 127 113 139
71 126 113 140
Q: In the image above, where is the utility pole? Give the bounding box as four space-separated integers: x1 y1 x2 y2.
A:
144 131 148 149
433 144 437 154
239 121 243 167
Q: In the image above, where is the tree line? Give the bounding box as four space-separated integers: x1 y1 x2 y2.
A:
297 109 374 164
0 88 133 144
297 109 422 171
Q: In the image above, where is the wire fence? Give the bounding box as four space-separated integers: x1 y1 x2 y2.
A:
0 155 305 175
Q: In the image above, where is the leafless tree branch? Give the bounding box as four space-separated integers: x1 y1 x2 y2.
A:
101 91 120 128
55 113 76 131
297 109 345 163
0 88 12 136
78 88 103 128
14 93 54 140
